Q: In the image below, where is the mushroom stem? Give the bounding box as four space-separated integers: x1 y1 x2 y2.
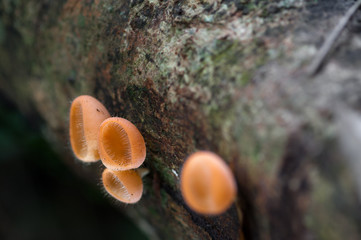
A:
136 168 150 178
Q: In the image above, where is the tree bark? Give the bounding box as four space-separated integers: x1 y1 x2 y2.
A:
1 0 361 239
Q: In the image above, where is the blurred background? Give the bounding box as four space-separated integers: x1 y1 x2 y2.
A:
0 93 148 240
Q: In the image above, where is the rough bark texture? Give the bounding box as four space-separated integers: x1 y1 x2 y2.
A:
1 0 361 239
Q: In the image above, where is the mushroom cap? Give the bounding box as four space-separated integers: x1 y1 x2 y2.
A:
180 151 237 215
102 168 143 204
69 95 110 162
98 117 146 171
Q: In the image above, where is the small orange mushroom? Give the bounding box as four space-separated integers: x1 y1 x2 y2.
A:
98 117 146 170
180 151 237 215
102 168 143 203
69 95 110 162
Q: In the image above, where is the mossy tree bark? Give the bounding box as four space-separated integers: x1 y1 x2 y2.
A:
1 0 361 239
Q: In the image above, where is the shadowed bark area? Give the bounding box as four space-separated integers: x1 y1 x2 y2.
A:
1 0 361 239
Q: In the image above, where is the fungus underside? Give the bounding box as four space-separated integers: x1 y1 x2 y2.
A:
104 171 131 201
70 101 87 158
102 122 132 167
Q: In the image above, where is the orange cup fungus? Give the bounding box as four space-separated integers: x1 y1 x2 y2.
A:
69 95 110 162
180 151 237 215
102 168 143 204
98 117 146 171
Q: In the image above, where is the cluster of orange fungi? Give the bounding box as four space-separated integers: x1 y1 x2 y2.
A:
69 95 237 214
69 95 146 204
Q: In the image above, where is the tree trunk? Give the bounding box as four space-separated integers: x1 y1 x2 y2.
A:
1 0 361 239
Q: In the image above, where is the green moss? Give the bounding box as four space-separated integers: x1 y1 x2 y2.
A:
239 70 252 86
126 85 149 108
78 15 86 28
160 189 168 209
152 156 177 189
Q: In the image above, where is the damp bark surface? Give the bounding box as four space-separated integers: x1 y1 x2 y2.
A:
1 0 361 239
